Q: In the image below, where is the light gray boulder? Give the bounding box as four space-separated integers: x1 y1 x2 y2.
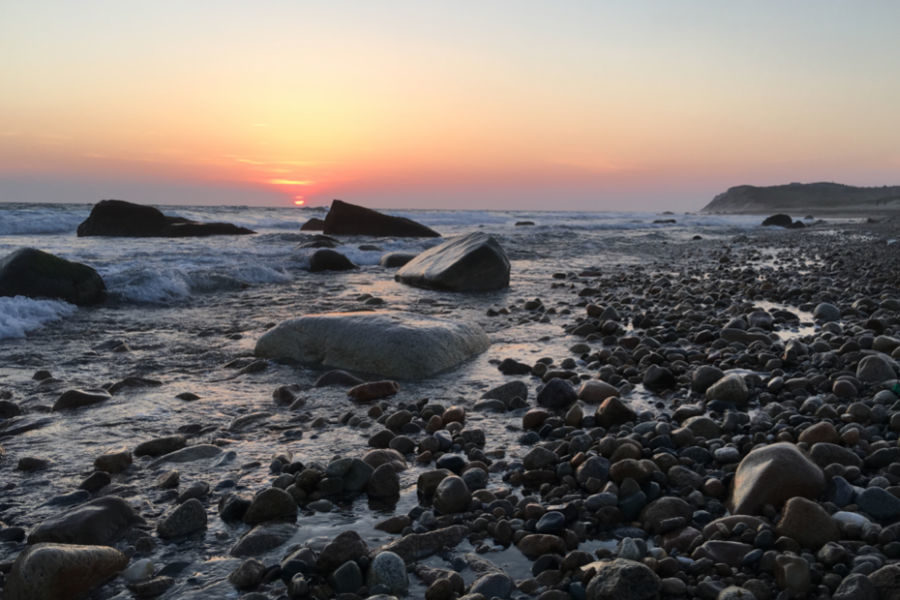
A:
255 312 489 379
395 232 510 291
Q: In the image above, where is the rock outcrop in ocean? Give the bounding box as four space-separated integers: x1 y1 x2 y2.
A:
395 231 510 291
322 199 440 237
77 199 255 237
0 247 106 305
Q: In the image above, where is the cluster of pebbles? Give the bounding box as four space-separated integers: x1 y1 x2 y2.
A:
2 222 900 600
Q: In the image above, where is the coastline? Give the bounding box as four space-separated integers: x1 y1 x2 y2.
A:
1 213 899 598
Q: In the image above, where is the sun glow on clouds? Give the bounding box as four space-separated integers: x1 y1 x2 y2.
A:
2 2 899 209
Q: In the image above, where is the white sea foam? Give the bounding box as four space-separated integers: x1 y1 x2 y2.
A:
0 296 77 339
105 263 293 304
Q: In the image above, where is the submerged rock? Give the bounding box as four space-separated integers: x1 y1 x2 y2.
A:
308 249 357 272
761 213 794 227
300 217 325 231
322 199 440 237
53 388 111 411
255 311 489 379
395 232 510 292
28 496 145 545
380 252 417 268
0 247 106 305
4 543 128 600
77 199 254 237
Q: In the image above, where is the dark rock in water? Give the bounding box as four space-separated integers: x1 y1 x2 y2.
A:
595 396 636 428
498 358 532 375
367 463 400 500
515 221 535 226
432 475 470 514
94 448 132 474
317 530 369 571
0 399 21 418
482 380 529 405
128 576 176 598
653 219 676 224
28 496 145 545
243 487 298 524
329 559 363 594
134 435 187 457
108 376 162 394
3 543 128 600
297 234 341 248
79 471 111 493
470 572 514 598
323 199 440 237
157 498 207 539
0 247 106 305
77 199 255 237
395 232 510 292
537 378 577 410
53 388 112 411
349 380 399 401
379 252 417 268
308 249 357 272
230 522 296 557
642 365 676 392
762 214 793 227
17 456 50 471
300 217 325 231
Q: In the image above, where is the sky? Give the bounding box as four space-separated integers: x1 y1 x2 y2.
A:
2 1 899 211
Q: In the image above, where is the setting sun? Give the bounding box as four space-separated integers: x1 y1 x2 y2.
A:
293 197 306 206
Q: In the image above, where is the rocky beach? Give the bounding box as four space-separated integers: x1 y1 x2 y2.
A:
1 203 900 600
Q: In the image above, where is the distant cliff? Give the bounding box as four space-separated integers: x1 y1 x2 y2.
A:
701 182 900 214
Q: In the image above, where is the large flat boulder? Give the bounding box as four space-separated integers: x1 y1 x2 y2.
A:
0 248 106 305
729 442 825 515
77 199 255 237
395 232 510 292
323 199 439 237
255 312 489 379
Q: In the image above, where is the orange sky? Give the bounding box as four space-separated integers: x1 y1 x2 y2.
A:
2 1 899 210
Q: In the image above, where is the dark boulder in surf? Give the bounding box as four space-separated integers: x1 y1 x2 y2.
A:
761 214 793 227
0 247 106 305
77 199 255 237
323 200 440 237
308 249 357 272
395 232 510 292
300 217 325 231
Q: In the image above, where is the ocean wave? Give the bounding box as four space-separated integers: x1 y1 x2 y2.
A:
105 263 293 304
0 205 87 235
0 296 77 339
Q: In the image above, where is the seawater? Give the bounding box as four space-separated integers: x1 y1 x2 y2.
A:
0 202 763 598
0 203 761 338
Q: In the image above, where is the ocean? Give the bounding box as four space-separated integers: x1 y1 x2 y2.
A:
0 202 768 597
